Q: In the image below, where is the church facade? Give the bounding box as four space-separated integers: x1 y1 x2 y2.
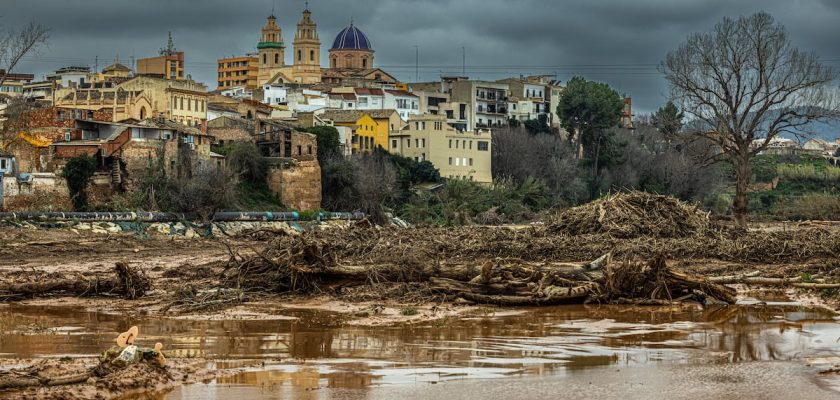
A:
217 6 394 89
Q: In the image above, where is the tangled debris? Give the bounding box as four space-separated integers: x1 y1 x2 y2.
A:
0 263 150 300
548 191 714 238
218 228 737 306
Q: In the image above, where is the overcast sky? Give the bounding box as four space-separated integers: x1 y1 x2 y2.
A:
4 0 840 113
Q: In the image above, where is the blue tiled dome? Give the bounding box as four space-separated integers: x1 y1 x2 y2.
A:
331 24 372 51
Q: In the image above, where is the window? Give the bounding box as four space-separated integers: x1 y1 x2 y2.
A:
310 50 315 61
421 122 426 130
469 158 473 166
188 98 191 111
0 159 6 170
448 157 452 165
362 59 367 68
455 140 459 149
455 158 460 166
297 145 302 155
469 141 472 150
448 139 452 148
421 153 425 160
57 110 65 120
477 141 489 151
421 138 425 147
415 139 419 148
274 54 279 64
308 145 313 155
392 139 397 148
263 54 267 64
406 138 410 148
462 140 466 149
180 97 184 110
298 50 302 62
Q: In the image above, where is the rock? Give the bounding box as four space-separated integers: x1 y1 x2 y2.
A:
133 248 140 253
75 223 92 230
184 228 198 239
91 227 108 235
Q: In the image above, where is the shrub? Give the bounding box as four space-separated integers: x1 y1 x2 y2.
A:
61 155 98 211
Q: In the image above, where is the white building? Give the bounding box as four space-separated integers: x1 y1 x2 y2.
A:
220 86 252 99
262 84 288 106
383 89 420 121
46 66 91 88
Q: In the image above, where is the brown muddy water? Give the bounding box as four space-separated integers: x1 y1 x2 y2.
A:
2 300 840 400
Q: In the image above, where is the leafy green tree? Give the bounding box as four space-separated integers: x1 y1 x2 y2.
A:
651 101 684 139
557 76 624 159
61 155 97 211
304 126 342 164
523 114 551 135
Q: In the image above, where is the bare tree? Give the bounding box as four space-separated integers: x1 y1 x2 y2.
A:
662 12 838 228
0 22 50 88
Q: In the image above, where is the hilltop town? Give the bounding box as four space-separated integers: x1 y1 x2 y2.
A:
0 7 611 215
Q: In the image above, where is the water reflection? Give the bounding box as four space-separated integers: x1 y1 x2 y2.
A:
0 303 838 395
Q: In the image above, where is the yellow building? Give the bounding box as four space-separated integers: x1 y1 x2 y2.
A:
217 56 258 90
137 33 185 81
90 62 133 84
389 114 492 183
320 110 381 154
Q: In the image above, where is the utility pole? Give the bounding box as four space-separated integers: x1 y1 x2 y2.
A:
414 45 420 82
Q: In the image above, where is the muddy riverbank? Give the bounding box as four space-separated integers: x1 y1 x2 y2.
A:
3 210 840 398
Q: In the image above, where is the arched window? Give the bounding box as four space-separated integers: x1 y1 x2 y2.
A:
139 106 146 120
274 53 279 64
331 58 336 68
310 50 315 61
263 53 267 64
298 50 302 62
362 58 367 68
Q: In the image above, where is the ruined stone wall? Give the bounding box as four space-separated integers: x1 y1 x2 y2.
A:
207 127 252 146
120 140 166 188
267 159 321 211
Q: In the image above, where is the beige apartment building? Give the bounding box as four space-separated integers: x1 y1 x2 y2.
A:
389 114 492 183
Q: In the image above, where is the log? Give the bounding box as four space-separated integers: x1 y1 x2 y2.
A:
429 277 595 305
0 263 149 299
0 372 90 390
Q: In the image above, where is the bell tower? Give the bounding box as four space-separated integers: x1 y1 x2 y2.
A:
257 14 285 84
292 6 321 83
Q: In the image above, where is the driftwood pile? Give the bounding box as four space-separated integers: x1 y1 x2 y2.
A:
0 263 150 300
221 233 737 306
549 191 714 238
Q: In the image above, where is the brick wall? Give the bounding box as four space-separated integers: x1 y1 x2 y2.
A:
267 159 322 211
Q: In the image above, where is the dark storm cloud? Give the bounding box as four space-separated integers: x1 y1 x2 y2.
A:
4 0 840 113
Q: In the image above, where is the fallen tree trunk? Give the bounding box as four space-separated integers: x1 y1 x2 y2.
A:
221 234 736 306
0 263 149 300
0 372 90 390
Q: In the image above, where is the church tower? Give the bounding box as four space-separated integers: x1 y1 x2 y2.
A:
292 6 322 83
257 14 285 84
